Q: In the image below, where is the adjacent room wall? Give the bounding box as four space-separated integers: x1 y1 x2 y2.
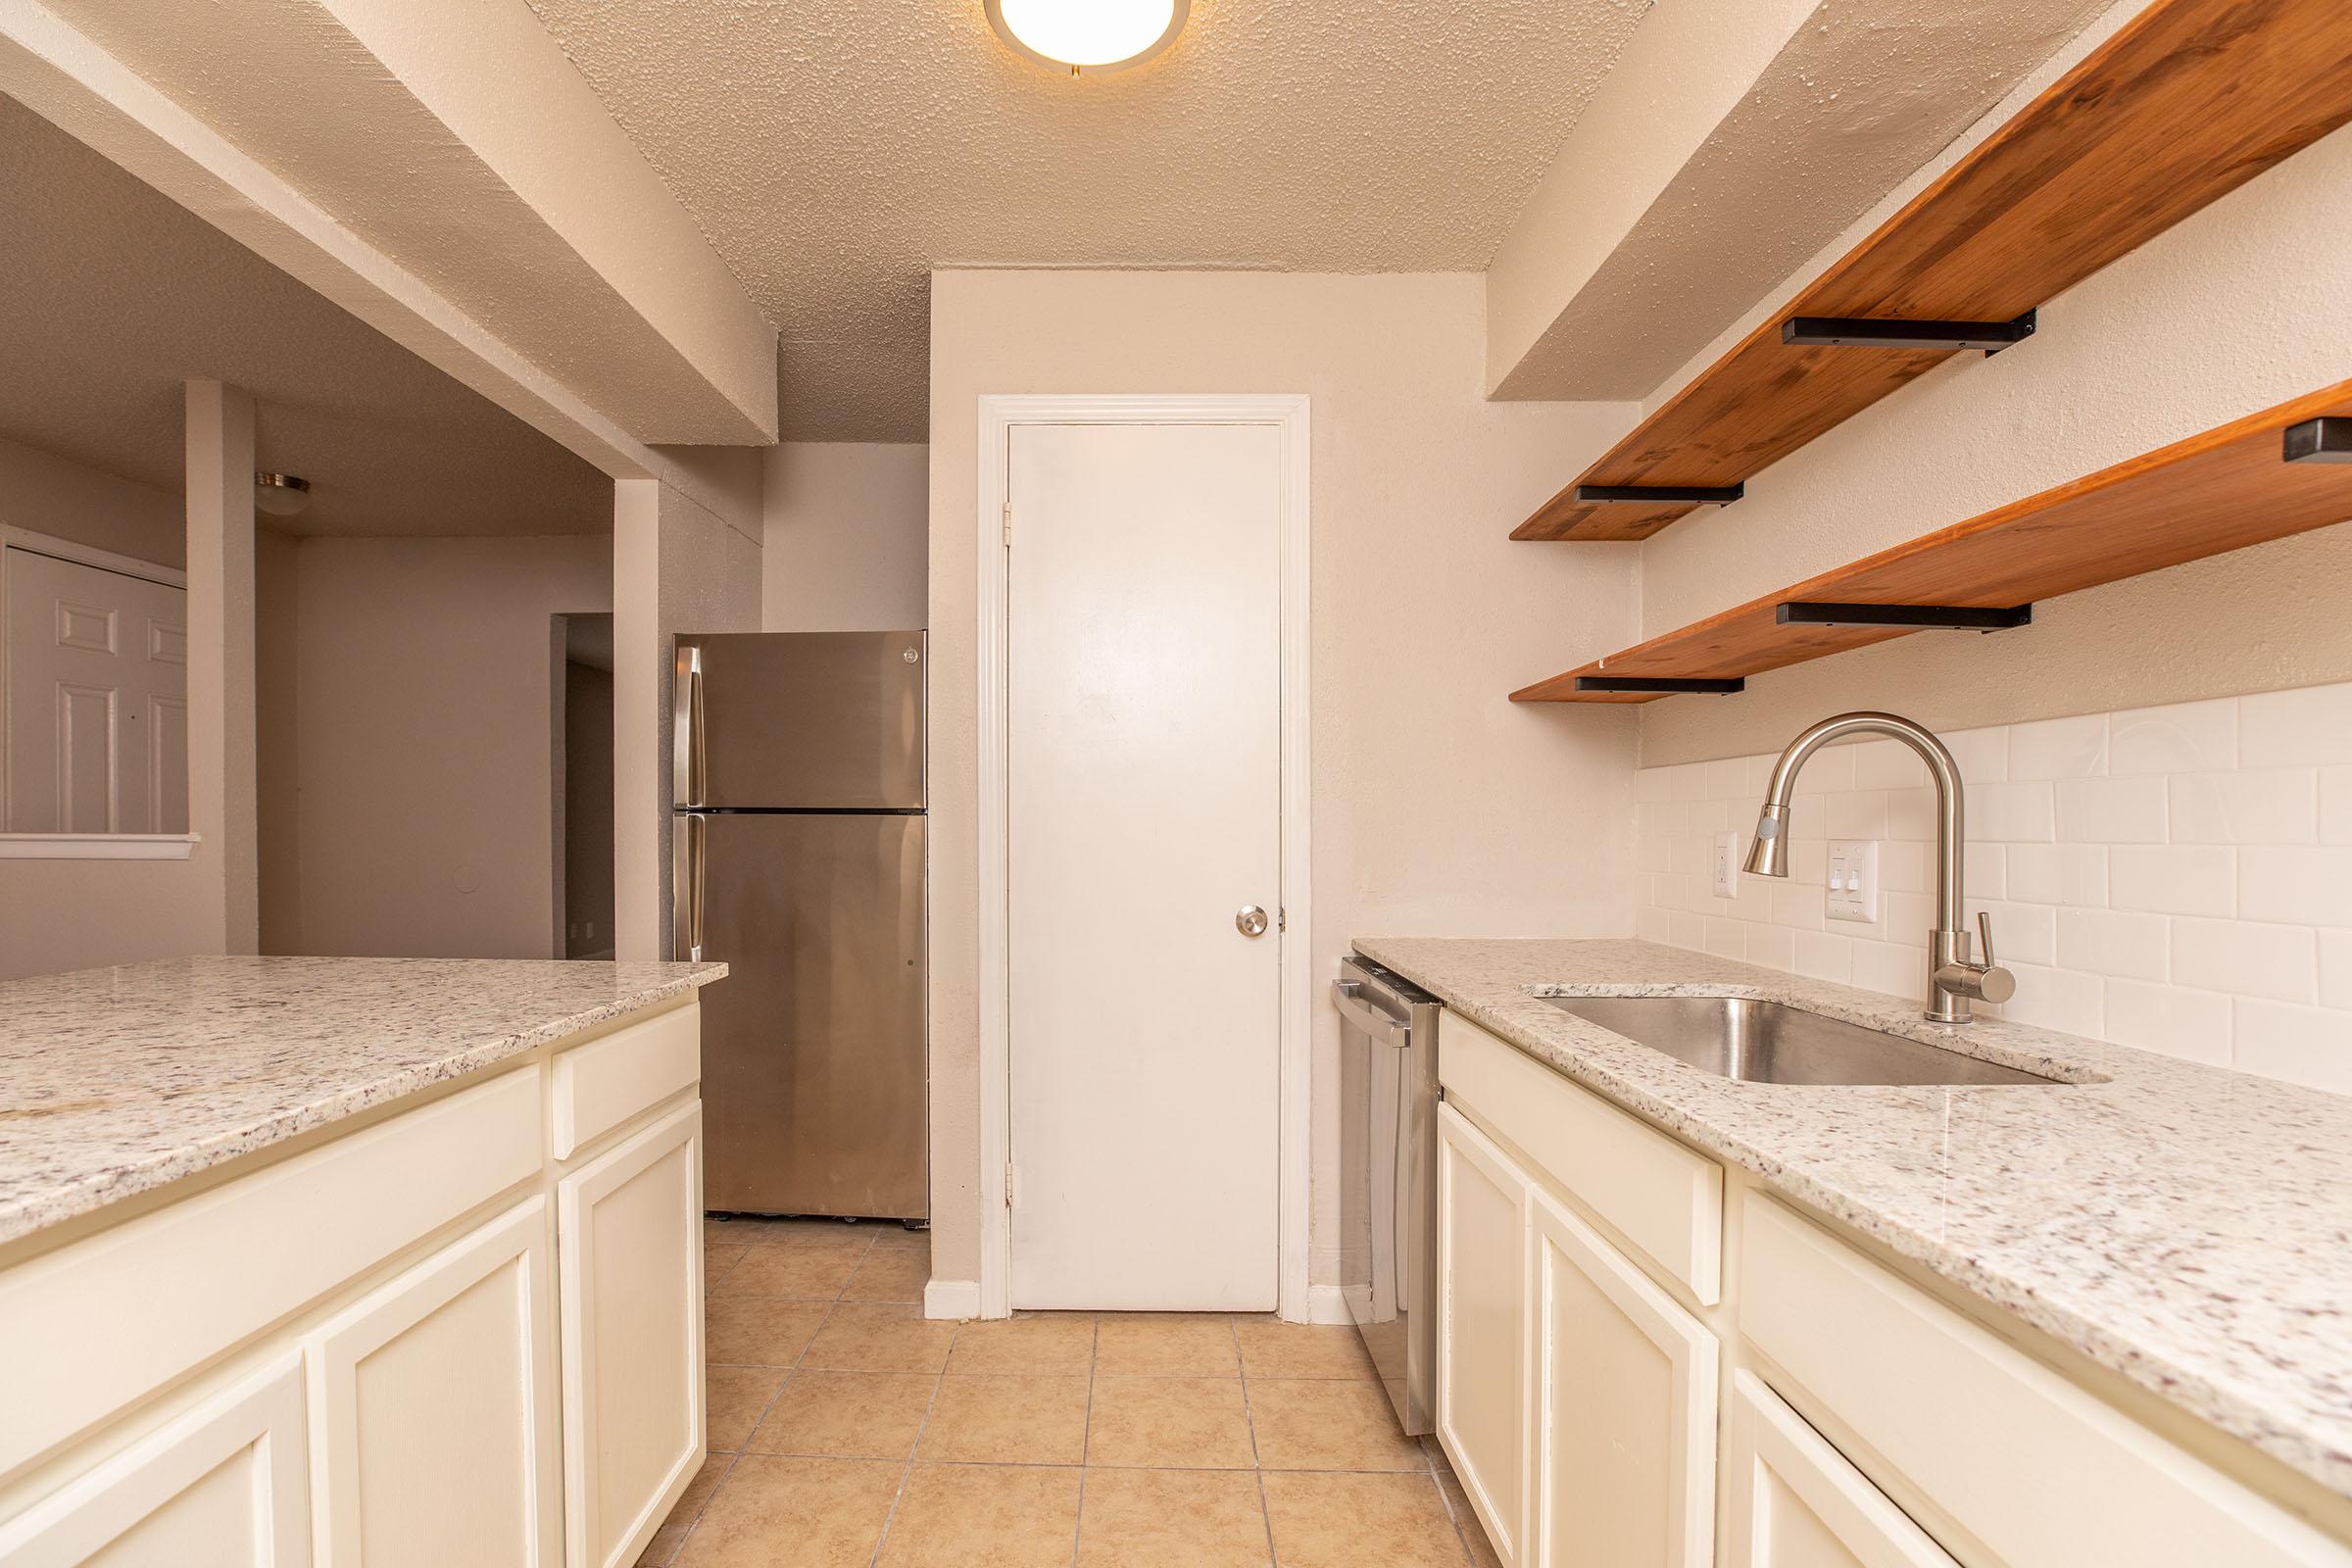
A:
0 433 181 567
563 654 615 957
762 441 926 632
926 270 1643 1298
265 532 612 958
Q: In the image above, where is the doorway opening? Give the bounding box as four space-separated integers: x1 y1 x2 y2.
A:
555 612 614 959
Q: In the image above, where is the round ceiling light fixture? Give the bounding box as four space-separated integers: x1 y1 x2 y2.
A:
986 0 1189 75
254 471 311 517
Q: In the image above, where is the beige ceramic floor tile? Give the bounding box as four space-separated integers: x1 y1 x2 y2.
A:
1086 1376 1256 1470
805 1303 961 1374
674 1454 906 1568
1094 1314 1241 1378
918 1373 1091 1466
732 1216 878 1250
705 1298 831 1367
717 1246 866 1301
844 1242 931 1303
749 1370 939 1460
1433 1465 1502 1568
636 1452 734 1566
875 1463 1083 1568
1245 1380 1428 1472
1232 1319 1376 1381
706 1364 790 1451
945 1314 1097 1376
1075 1467 1272 1567
705 1243 751 1289
1260 1472 1467 1568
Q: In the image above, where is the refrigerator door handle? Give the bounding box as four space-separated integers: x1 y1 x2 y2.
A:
679 812 708 960
674 642 708 808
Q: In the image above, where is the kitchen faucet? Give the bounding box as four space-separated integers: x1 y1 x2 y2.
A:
1743 711 2015 1023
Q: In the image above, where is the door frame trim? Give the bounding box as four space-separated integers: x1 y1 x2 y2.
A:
974 393 1312 1321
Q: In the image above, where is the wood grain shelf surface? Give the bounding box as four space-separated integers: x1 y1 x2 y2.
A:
1513 0 2352 544
1512 383 2352 703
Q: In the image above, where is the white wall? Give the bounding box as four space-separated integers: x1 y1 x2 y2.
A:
263 532 611 958
0 433 181 567
762 442 926 632
926 270 1642 1292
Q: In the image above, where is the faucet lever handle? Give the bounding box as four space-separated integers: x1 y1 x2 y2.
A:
1977 910 1995 968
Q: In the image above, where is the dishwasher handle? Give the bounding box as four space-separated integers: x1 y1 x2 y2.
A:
1333 978 1413 1049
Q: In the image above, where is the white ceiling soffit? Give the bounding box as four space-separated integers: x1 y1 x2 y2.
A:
1485 0 2114 403
0 92 612 540
25 0 778 448
524 0 1660 442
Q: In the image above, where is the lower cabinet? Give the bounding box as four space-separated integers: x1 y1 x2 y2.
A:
1530 1188 1717 1568
306 1198 562 1568
556 1102 705 1568
1438 1103 1532 1568
1723 1373 1956 1568
0 1355 310 1567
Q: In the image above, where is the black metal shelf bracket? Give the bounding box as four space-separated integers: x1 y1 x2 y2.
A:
1782 310 2037 355
1575 675 1746 696
1574 483 1744 507
1777 602 2034 631
2283 417 2352 465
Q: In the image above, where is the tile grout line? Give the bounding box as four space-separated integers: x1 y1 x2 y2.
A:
1233 1314 1281 1567
862 1305 956 1568
1069 1314 1101 1567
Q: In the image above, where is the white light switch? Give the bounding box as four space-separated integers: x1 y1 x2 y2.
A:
1713 831 1740 900
1827 840 1880 923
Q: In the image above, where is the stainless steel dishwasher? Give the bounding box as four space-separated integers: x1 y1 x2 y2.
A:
1334 955 1441 1436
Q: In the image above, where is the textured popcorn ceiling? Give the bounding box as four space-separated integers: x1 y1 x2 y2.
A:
524 0 1653 440
0 93 610 538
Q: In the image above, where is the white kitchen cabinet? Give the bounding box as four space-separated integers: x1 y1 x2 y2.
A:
305 1197 561 1568
556 1102 705 1568
1723 1372 1956 1568
1438 1102 1532 1568
0 1354 310 1568
1530 1186 1717 1568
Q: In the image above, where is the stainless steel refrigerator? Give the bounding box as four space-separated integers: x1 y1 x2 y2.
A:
672 631 927 1220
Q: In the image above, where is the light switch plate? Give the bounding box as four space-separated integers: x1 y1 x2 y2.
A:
1827 840 1880 923
1712 831 1740 900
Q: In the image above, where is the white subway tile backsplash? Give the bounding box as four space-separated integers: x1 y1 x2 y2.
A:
2167 768 2319 846
1635 684 2352 1094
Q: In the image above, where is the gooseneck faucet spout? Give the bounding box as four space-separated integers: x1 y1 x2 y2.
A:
1744 711 2015 1024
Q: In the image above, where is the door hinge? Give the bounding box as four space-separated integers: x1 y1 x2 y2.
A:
1002 503 1013 548
1004 1163 1018 1206
1278 906 1287 933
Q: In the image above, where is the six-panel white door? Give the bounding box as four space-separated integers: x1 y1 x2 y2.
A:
556 1102 705 1568
1437 1102 1531 1568
306 1199 562 1568
0 1354 310 1567
1531 1186 1718 1568
1723 1373 1959 1568
2 545 188 834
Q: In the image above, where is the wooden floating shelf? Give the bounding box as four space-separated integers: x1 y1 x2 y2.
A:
1512 386 2352 703
1513 0 2352 544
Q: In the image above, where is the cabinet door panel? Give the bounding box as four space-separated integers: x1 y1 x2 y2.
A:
0 1355 308 1568
1437 1103 1531 1568
1531 1187 1716 1568
558 1102 705 1568
307 1199 560 1568
1724 1374 1956 1568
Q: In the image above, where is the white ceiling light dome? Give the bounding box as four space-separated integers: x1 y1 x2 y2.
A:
986 0 1190 75
254 471 311 517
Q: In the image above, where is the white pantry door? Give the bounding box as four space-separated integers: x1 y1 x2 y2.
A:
1007 420 1284 1310
3 545 189 833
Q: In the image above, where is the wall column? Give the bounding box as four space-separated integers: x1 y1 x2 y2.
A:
184 379 258 954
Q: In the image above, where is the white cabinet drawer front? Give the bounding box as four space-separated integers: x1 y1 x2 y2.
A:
0 1068 542 1483
1725 1372 1956 1568
1740 1196 2352 1568
1440 1013 1722 1304
551 1002 700 1160
305 1198 561 1568
1438 1103 1531 1568
1531 1186 1716 1568
558 1101 704 1568
0 1354 310 1568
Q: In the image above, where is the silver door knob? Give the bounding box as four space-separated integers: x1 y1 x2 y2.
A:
1236 905 1270 938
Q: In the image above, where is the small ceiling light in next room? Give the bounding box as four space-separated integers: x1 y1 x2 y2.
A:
986 0 1189 75
254 471 312 517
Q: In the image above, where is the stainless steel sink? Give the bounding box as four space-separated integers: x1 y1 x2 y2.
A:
1539 995 2061 1087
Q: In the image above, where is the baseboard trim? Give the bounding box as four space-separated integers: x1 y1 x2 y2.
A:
923 1278 982 1320
1301 1284 1352 1326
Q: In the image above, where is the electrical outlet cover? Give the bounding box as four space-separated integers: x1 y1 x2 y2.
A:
1713 831 1740 900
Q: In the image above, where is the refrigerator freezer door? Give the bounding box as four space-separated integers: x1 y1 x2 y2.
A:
692 810 928 1218
675 631 925 810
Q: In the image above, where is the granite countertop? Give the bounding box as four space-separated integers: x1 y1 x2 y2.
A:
0 955 725 1249
1353 936 2352 1501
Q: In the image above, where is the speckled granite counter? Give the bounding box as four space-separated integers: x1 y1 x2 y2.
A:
0 956 724 1249
1353 936 2352 1501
